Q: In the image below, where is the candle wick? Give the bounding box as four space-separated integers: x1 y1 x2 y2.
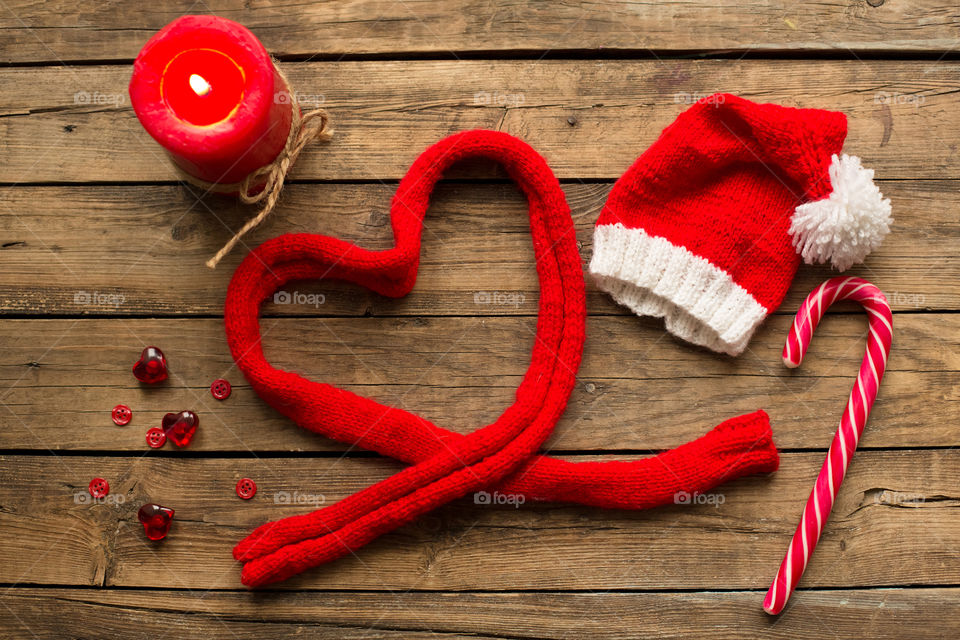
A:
189 74 211 97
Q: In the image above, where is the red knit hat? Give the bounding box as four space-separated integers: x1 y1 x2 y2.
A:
590 94 892 356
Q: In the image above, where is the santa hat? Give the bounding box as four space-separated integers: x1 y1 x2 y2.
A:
589 93 892 356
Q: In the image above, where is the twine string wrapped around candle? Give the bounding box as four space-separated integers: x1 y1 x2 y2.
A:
175 64 333 269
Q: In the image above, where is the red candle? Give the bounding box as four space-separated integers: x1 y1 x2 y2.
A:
129 15 293 185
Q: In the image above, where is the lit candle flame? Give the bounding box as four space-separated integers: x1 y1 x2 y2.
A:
189 74 211 97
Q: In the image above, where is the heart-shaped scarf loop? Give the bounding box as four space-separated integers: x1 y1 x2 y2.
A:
224 130 780 587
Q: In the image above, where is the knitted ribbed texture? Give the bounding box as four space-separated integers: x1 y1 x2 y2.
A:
223 130 780 587
590 94 848 355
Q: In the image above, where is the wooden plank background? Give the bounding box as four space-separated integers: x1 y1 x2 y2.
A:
0 1 958 62
0 2 958 638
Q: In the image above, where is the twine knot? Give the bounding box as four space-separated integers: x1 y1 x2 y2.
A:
176 64 334 269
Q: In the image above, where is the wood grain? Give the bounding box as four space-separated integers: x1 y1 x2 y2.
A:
0 451 955 590
0 181 954 315
0 60 957 183
0 1 957 64
1 587 957 639
0 313 954 452
0 3 957 633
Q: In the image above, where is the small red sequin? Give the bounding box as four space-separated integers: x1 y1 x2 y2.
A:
88 477 109 499
210 378 231 400
235 478 257 500
138 503 174 540
111 404 132 426
145 427 167 449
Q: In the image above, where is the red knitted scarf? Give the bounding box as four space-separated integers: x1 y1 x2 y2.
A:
223 130 779 587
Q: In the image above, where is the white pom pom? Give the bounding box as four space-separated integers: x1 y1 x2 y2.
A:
789 154 892 272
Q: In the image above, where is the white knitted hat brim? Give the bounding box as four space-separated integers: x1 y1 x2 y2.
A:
590 223 769 356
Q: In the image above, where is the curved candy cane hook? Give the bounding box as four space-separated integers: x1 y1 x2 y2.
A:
763 276 893 615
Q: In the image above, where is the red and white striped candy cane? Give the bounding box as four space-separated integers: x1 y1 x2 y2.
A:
763 276 893 615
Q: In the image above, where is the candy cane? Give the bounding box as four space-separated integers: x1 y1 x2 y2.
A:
763 276 893 615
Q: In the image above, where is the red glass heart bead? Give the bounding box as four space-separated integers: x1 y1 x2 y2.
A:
111 404 132 426
132 346 168 384
236 478 257 500
162 410 199 448
210 378 231 400
89 477 109 499
145 427 167 449
138 503 174 540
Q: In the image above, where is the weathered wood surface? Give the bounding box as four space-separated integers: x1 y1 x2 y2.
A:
0 314 954 452
1 3 958 637
0 451 956 590
0 61 957 183
0 1 958 64
2 587 957 639
0 181 953 315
